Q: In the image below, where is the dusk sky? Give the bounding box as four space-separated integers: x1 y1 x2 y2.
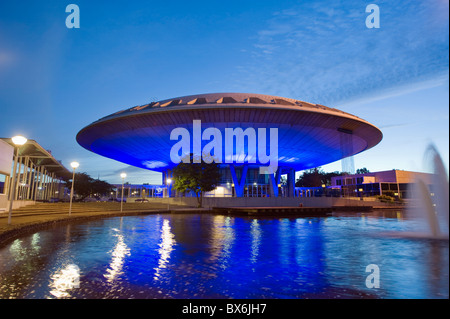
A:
1 0 448 184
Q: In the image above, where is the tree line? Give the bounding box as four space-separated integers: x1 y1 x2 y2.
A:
64 172 113 201
294 167 370 187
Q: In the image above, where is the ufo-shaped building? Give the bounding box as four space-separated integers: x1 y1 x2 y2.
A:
76 93 382 197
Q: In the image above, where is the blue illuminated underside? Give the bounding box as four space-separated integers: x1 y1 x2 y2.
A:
87 122 367 172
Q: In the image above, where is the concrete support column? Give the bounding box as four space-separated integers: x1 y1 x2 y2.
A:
49 173 55 201
43 171 50 201
30 166 35 200
35 167 41 200
268 168 282 197
44 171 50 201
31 166 39 201
26 162 33 200
9 152 18 201
10 155 17 200
4 176 10 200
14 156 23 200
22 157 30 200
35 166 44 201
287 168 295 197
230 164 248 197
42 172 47 201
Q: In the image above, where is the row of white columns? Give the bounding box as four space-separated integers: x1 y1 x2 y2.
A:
5 155 63 202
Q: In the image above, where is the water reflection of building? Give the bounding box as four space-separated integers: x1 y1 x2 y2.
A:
331 169 433 199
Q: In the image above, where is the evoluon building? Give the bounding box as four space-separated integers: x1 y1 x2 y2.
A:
76 93 383 197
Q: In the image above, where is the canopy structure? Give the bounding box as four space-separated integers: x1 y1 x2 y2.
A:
1 138 71 179
0 138 71 202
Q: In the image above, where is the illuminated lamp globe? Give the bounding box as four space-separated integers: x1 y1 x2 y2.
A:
70 162 80 169
11 135 27 146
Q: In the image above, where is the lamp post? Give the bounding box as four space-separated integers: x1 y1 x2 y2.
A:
8 135 27 225
120 173 126 212
69 161 79 215
166 178 172 210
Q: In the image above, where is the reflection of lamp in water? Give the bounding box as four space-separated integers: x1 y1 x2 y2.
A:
104 231 130 283
8 136 28 224
49 264 80 298
69 161 79 216
120 173 126 212
154 219 175 280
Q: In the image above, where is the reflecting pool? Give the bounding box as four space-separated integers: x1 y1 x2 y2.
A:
0 213 448 299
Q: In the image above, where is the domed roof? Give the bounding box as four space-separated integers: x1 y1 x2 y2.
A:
93 92 362 124
77 92 382 172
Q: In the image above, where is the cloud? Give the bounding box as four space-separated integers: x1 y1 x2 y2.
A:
99 164 162 185
378 123 410 129
142 160 168 169
235 0 449 106
103 165 152 177
339 72 449 107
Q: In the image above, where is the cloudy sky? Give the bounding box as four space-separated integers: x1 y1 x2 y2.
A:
0 0 448 184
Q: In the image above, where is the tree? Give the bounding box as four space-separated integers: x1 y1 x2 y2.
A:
172 154 221 208
356 167 370 174
295 167 343 187
295 167 323 187
64 172 113 201
91 179 114 196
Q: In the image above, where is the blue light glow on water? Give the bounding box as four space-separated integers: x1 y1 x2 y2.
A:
0 213 448 299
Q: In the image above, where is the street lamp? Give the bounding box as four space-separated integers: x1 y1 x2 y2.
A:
8 135 27 225
69 161 79 215
120 173 126 212
166 178 172 210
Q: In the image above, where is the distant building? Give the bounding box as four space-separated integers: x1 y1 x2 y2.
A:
331 169 432 198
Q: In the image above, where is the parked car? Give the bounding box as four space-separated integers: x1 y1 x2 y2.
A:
135 198 149 203
108 198 124 202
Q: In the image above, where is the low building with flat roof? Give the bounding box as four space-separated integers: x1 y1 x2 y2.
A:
331 169 433 198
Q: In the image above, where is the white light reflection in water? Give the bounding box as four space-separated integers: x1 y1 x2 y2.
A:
104 228 131 283
222 217 234 262
278 218 290 266
8 235 41 262
250 219 261 264
31 233 40 252
9 239 25 262
294 219 308 267
208 216 235 269
49 264 80 298
154 219 176 280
